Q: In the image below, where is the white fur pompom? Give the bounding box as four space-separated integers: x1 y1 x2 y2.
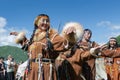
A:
62 22 84 42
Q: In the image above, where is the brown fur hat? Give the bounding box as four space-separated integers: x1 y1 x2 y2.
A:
61 22 84 44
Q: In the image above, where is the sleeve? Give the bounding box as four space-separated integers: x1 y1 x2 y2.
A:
101 48 120 57
81 50 91 60
15 32 28 46
73 49 91 61
52 34 68 51
6 60 11 68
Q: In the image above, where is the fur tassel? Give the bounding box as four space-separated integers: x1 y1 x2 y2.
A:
61 22 84 44
15 32 25 44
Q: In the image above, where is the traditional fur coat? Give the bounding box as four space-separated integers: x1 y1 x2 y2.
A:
56 22 95 80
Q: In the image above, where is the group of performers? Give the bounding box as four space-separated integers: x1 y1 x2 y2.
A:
10 14 120 80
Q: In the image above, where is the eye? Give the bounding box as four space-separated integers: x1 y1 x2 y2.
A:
46 19 49 22
43 19 49 22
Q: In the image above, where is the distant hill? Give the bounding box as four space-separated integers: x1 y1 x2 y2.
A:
0 45 28 63
116 35 120 45
103 35 120 45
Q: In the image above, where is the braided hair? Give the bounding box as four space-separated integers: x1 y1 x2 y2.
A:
29 27 37 45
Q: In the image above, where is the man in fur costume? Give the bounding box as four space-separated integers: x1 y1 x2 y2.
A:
56 23 99 80
10 14 87 80
97 37 120 80
88 37 120 80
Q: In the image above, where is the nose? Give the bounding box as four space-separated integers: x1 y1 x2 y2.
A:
43 20 47 24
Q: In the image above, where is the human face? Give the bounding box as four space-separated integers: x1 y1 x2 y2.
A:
83 31 91 41
0 59 4 63
37 16 50 31
109 39 117 48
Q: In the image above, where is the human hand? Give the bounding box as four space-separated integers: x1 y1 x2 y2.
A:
10 32 18 36
64 26 76 35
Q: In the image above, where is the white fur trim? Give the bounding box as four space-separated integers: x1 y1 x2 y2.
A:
15 32 25 44
90 48 96 54
62 22 84 42
56 55 64 61
90 48 98 57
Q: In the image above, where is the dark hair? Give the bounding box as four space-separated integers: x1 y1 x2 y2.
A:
0 57 4 60
107 37 119 49
109 37 117 41
84 29 92 36
29 26 37 45
38 14 49 18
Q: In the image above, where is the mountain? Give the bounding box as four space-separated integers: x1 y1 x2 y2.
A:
0 45 28 63
116 35 120 45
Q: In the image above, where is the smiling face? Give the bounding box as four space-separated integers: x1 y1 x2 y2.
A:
109 38 117 48
34 14 50 31
37 16 50 31
83 30 92 42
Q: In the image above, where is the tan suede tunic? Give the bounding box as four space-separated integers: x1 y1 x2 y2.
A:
27 29 67 80
101 48 120 80
78 41 98 80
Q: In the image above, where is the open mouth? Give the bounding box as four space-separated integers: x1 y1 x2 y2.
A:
42 24 48 27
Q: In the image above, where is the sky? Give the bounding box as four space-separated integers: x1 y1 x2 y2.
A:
0 0 120 47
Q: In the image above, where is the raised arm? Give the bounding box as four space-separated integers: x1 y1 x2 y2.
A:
10 31 28 46
101 48 120 58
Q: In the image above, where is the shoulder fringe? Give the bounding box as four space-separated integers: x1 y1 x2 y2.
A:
15 32 25 44
61 22 84 43
33 28 58 42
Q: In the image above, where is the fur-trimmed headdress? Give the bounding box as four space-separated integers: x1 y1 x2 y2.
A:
61 22 84 44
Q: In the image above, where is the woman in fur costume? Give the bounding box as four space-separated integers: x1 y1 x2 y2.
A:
56 23 99 80
77 29 99 80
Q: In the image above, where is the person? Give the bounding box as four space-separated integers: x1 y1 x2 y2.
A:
6 55 16 80
55 23 100 80
15 60 28 80
10 14 83 80
98 37 120 80
0 57 6 80
4 58 8 80
76 29 99 80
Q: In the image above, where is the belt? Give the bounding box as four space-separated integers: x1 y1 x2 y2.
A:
32 58 54 63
